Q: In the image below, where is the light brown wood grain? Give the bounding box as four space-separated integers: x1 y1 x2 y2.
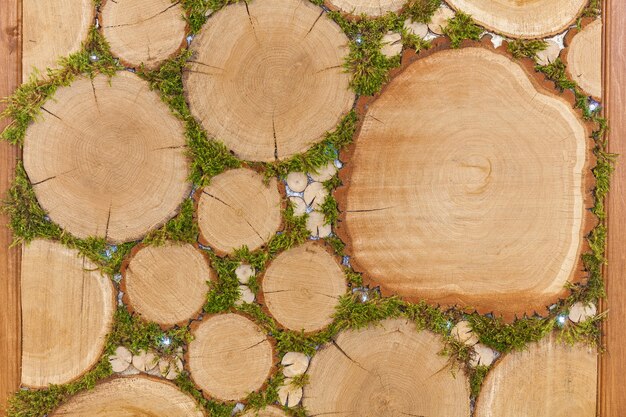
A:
242 407 288 417
22 71 191 243
184 0 354 161
21 240 115 387
303 318 471 416
325 0 404 17
566 19 602 99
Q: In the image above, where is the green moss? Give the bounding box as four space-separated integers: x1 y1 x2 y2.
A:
324 235 345 257
443 12 483 48
401 30 431 52
558 312 605 346
405 301 456 335
580 0 602 20
469 365 490 398
143 198 198 245
507 39 548 59
233 245 269 271
467 315 554 353
290 373 310 388
175 373 232 417
403 0 441 24
535 59 577 90
323 173 342 191
333 293 403 329
320 195 340 226
266 203 310 257
204 254 241 313
181 0 246 34
245 373 284 410
344 268 363 286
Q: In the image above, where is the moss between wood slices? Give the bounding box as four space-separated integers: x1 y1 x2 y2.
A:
0 1 614 416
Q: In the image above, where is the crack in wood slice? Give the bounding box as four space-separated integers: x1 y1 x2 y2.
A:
566 19 602 99
101 0 186 69
184 0 354 161
50 376 205 416
22 0 93 79
475 335 597 417
446 0 587 38
123 243 214 327
23 72 190 243
197 168 281 255
325 0 404 17
303 318 471 417
188 314 274 401
21 240 115 388
338 47 590 317
242 406 288 417
261 242 345 333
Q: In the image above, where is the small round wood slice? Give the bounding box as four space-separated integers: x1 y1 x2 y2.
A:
338 47 589 316
566 20 602 99
475 335 597 417
197 168 281 255
446 0 587 38
22 0 93 79
50 376 205 416
242 406 288 417
325 0 404 17
261 242 345 332
23 71 190 243
184 0 354 161
188 313 274 401
101 0 186 69
21 240 115 387
123 243 213 326
303 318 471 416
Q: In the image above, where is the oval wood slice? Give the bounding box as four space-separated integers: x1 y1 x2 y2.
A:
50 376 205 416
566 20 602 99
475 335 597 417
21 240 115 387
242 406 288 417
184 0 354 161
188 313 274 401
23 71 190 243
339 47 589 316
303 318 471 416
446 0 587 38
123 243 214 326
22 0 92 79
261 242 345 332
101 0 186 69
197 168 281 254
325 0 404 17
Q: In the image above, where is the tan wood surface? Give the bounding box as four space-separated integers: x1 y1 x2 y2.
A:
475 335 597 417
22 0 92 79
303 318 471 416
122 243 214 327
188 313 274 401
197 168 282 255
261 242 345 333
21 240 115 388
49 376 205 417
446 0 587 39
242 406 288 417
0 0 21 412
337 46 590 317
184 0 354 162
566 19 602 100
101 0 186 69
325 0 404 17
23 71 190 243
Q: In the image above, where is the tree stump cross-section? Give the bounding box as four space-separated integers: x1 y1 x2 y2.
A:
325 0 404 18
565 19 602 100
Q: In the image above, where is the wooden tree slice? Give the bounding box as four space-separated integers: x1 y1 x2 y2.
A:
184 0 354 161
123 243 214 326
281 352 310 377
566 20 602 99
278 380 303 407
109 346 133 373
242 406 288 417
50 376 205 416
197 168 281 255
325 0 404 17
338 47 589 316
303 318 471 416
475 335 597 416
21 240 115 387
22 0 92 79
261 242 345 332
188 313 274 401
286 172 308 193
23 72 190 243
446 0 587 38
101 0 186 69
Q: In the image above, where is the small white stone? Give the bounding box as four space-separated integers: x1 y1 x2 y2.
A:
470 343 497 367
381 31 403 58
289 196 308 217
310 162 339 182
281 352 310 377
109 346 133 373
278 379 303 407
535 40 561 66
232 403 245 414
568 302 597 323
306 211 332 238
235 285 255 306
235 263 255 284
404 19 429 38
428 6 455 35
451 321 479 346
303 182 328 210
286 172 308 193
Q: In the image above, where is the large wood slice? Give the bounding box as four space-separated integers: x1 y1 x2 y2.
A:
50 376 205 416
197 168 281 255
303 318 471 416
22 0 93 79
261 242 346 333
338 47 589 316
23 71 190 243
242 407 288 417
21 240 115 387
101 0 186 69
188 313 274 401
566 20 602 99
446 0 587 38
122 243 214 327
325 0 404 17
184 0 354 162
475 335 597 416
